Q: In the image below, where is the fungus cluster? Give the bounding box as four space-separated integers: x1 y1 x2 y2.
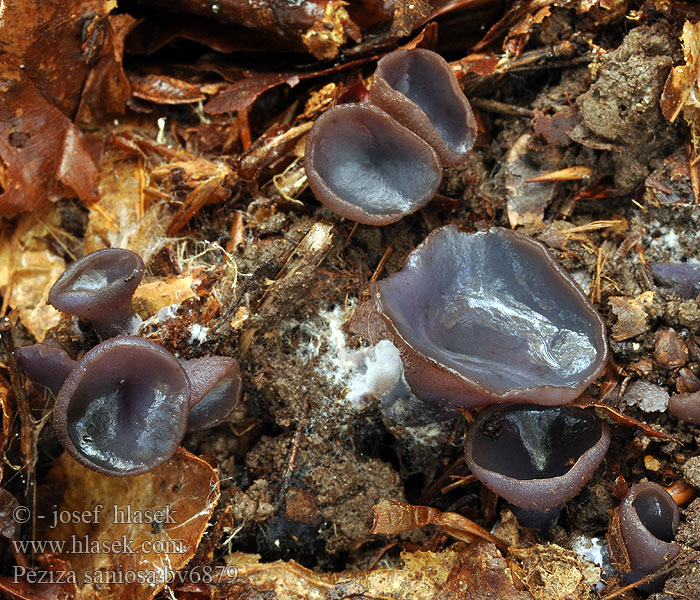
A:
357 225 616 531
18 249 243 476
305 49 476 225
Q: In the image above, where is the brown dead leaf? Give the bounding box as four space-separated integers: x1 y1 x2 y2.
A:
129 74 207 106
77 15 140 125
39 449 219 600
0 0 110 117
0 205 66 340
573 396 683 444
370 500 506 550
0 376 13 481
219 544 523 600
302 0 361 59
83 145 185 261
661 20 700 125
511 544 602 600
0 74 99 217
533 110 578 146
434 542 533 600
607 506 631 574
204 55 375 115
608 291 655 341
0 554 78 600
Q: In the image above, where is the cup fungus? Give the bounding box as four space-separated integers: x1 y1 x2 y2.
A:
54 336 190 476
464 403 610 527
370 49 477 167
366 226 608 409
617 482 681 593
17 344 77 395
48 248 144 339
304 103 442 225
668 391 700 424
182 356 243 432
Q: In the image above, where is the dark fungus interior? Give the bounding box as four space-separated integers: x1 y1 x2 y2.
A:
470 404 604 480
304 103 441 224
54 337 190 476
372 48 476 164
633 487 677 543
374 226 608 401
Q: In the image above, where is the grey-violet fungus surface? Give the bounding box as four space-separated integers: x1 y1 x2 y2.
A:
366 226 608 408
370 48 477 167
182 356 243 432
464 404 610 525
54 336 190 477
617 482 681 593
304 103 442 225
48 248 144 339
17 344 77 395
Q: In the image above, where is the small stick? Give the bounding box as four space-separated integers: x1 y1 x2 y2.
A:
275 401 309 515
0 315 36 546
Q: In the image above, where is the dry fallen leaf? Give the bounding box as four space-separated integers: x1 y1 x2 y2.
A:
505 134 557 227
132 276 196 319
38 449 219 600
511 543 602 600
608 291 655 342
370 499 506 550
218 542 529 600
0 204 66 341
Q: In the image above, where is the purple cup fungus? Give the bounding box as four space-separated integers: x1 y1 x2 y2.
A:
364 226 608 409
181 356 243 432
370 49 477 167
54 336 190 476
651 262 700 299
16 344 77 395
668 391 700 424
617 482 681 593
464 403 610 528
304 103 442 225
48 248 144 339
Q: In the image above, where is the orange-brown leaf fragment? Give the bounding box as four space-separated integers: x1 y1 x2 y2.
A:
661 20 700 124
301 0 361 60
662 21 700 159
608 292 655 341
370 499 441 534
129 74 207 105
370 500 506 549
39 450 219 600
435 541 532 600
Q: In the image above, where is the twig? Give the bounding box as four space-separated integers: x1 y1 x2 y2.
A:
370 247 393 282
0 315 36 545
470 97 533 118
602 549 697 599
275 401 309 515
